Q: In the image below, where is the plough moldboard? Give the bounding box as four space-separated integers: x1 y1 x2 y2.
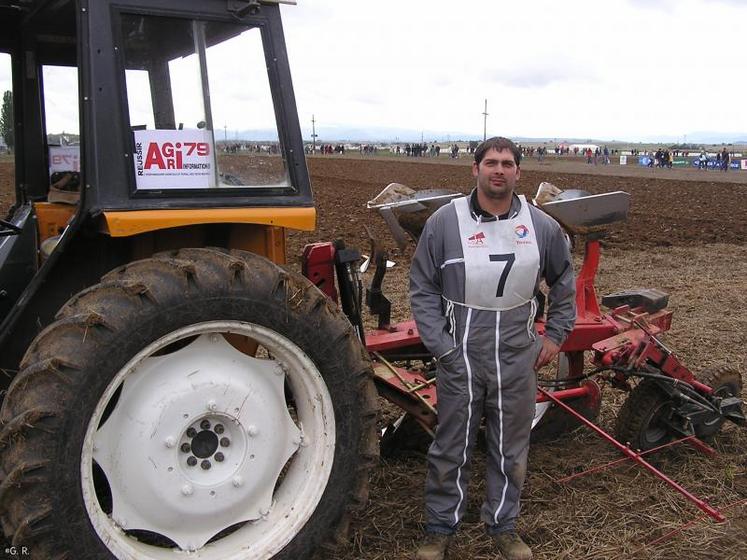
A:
302 182 745 537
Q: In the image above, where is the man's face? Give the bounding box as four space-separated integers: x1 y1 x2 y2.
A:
472 148 520 200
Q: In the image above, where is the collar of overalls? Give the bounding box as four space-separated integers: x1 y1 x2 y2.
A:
469 188 521 222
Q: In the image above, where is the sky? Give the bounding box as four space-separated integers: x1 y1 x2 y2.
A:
1 0 746 143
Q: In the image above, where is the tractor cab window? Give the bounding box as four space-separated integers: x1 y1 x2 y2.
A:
42 66 80 138
42 65 82 204
1 54 11 158
120 14 288 191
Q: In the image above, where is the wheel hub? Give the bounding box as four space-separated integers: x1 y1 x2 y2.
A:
174 413 246 485
189 428 220 459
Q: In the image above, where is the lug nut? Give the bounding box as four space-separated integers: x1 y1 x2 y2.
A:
181 443 191 453
186 427 197 438
187 456 197 467
200 419 211 430
215 452 225 462
220 437 230 447
214 424 225 434
201 460 212 470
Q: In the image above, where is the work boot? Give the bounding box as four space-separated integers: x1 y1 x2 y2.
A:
492 531 532 560
415 532 452 560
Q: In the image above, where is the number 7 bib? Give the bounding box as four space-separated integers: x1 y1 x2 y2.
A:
454 195 540 311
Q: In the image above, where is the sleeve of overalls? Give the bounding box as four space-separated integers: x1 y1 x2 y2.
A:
542 220 576 347
409 212 456 360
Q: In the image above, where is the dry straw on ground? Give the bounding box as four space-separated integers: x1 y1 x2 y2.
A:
1 154 745 559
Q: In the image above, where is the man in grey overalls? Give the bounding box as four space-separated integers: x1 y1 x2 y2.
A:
411 137 576 560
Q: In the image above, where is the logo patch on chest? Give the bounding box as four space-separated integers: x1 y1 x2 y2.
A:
515 224 533 245
466 231 487 247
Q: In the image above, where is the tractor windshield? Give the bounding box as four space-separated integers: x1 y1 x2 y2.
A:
120 14 289 191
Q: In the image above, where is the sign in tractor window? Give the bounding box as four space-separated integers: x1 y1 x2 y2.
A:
133 130 216 189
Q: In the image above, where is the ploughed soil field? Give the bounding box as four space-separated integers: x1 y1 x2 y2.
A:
1 155 746 559
293 156 747 560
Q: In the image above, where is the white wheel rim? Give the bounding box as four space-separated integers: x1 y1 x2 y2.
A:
81 321 336 559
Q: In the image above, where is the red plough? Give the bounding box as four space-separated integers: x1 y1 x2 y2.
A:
302 182 745 531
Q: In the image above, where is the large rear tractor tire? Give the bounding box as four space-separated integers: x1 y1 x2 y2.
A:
615 380 673 451
693 366 743 441
0 248 378 559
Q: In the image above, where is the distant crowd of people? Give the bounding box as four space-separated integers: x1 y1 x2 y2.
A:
638 147 733 171
516 144 620 165
631 148 699 157
632 147 736 171
520 145 549 161
227 140 739 173
648 148 674 168
221 142 279 155
395 143 445 157
392 141 479 158
305 144 345 155
401 143 437 157
577 146 610 165
698 147 731 171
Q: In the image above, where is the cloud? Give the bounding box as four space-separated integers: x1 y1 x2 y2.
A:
430 75 456 89
487 64 597 89
627 0 742 11
2 2 745 142
351 93 383 106
626 0 678 10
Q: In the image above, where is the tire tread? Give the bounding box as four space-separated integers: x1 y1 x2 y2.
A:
615 380 669 451
0 247 378 559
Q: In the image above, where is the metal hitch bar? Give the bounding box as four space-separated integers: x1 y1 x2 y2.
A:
538 386 726 523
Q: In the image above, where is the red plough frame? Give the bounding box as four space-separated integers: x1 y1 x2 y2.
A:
303 234 743 534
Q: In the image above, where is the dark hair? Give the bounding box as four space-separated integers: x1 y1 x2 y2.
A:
474 137 521 166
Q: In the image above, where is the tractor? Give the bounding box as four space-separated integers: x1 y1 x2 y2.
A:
0 1 743 559
0 1 377 558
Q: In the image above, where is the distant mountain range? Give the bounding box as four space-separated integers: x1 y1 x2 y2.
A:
234 126 747 146
47 127 747 146
636 132 747 145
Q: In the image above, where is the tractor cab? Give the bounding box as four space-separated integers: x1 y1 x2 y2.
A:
0 3 383 559
0 0 312 371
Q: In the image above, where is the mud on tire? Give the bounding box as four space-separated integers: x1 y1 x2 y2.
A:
615 380 673 452
0 248 378 559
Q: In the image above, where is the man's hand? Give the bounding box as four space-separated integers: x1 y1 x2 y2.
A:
535 336 561 370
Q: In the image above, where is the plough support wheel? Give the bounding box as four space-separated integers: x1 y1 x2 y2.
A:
615 380 674 451
694 366 743 440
